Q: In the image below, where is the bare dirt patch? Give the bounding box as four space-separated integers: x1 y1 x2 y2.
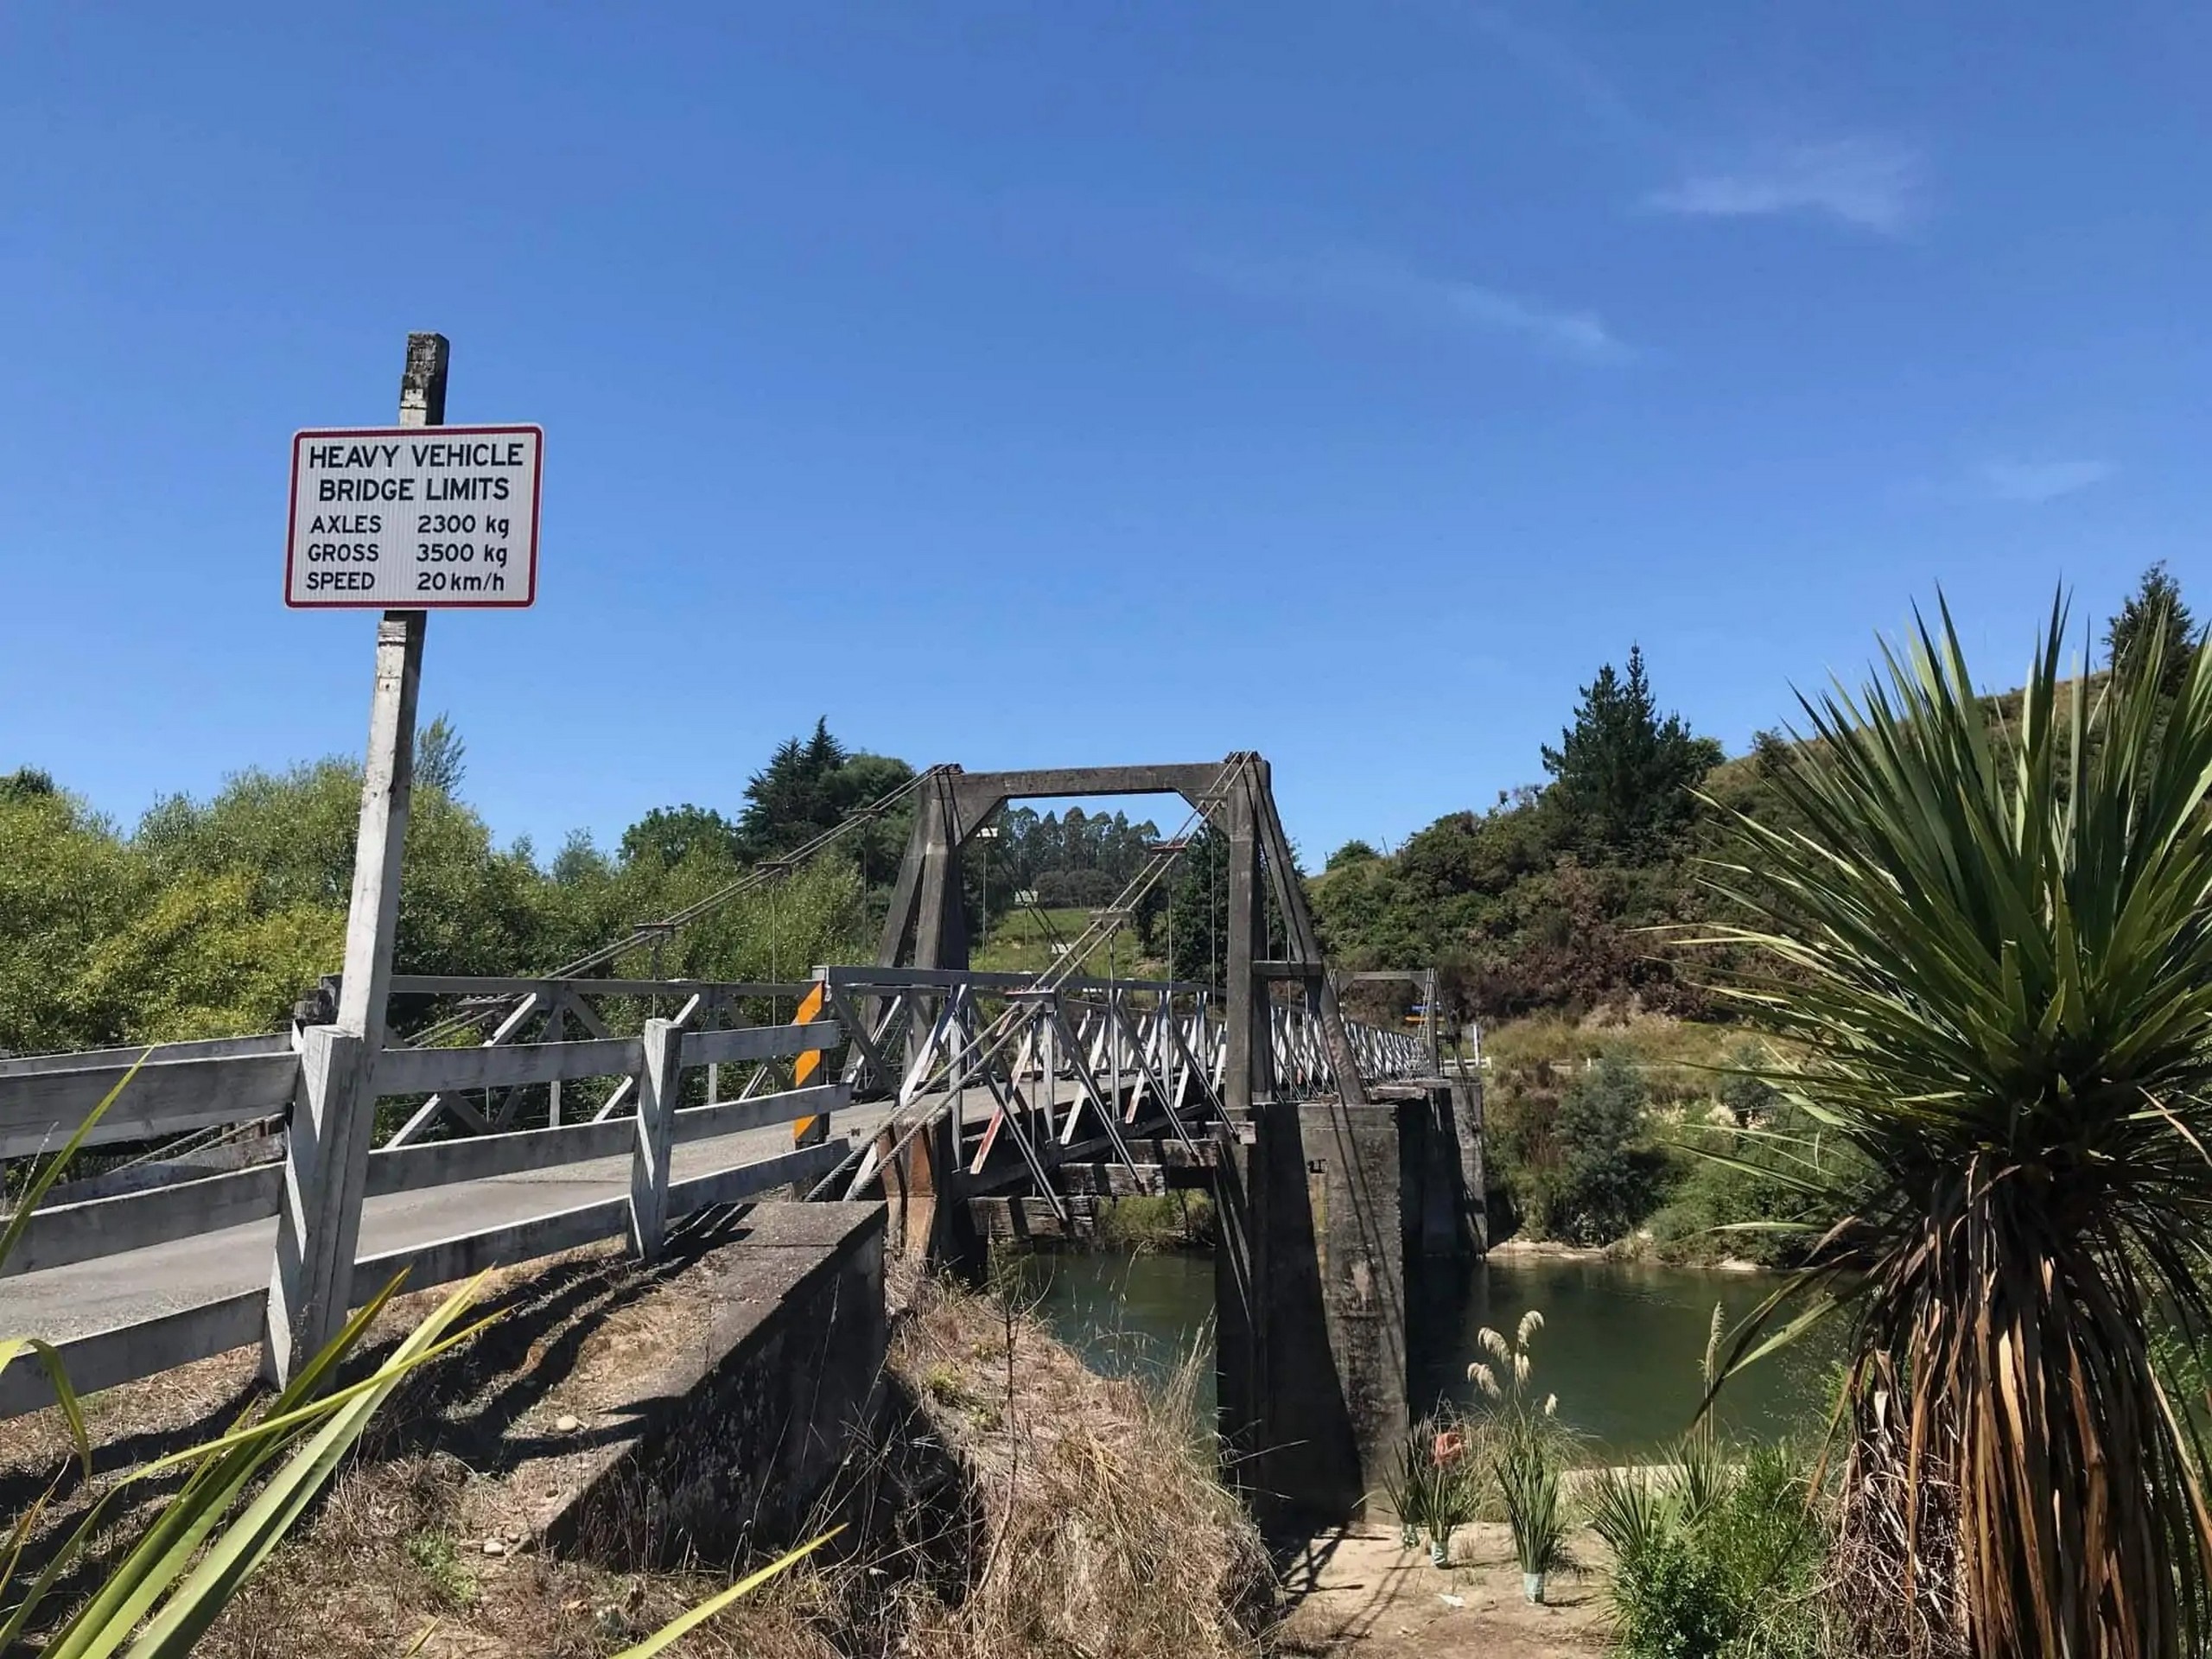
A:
1276 1522 1612 1659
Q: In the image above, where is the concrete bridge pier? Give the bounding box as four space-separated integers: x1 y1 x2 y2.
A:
1390 1076 1488 1258
1215 1096 1411 1534
1215 1077 1485 1532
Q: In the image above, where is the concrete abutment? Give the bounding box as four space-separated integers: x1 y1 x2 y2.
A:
537 1201 890 1564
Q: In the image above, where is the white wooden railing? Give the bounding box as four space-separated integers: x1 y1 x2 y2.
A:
0 1002 844 1419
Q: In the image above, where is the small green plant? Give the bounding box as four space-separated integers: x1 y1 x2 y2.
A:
1467 1310 1576 1598
1587 1461 1662 1562
1378 1414 1482 1562
922 1361 966 1405
1380 1433 1438 1546
404 1530 479 1611
1591 1313 1823 1657
1596 1442 1821 1659
1495 1433 1571 1594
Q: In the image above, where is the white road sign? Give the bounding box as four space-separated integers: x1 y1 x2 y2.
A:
287 424 542 608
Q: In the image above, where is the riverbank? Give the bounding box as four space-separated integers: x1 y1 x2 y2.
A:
7 1241 1646 1656
1487 1234 1768 1273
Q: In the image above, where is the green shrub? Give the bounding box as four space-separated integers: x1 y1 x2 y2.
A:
1535 1053 1662 1245
1589 1308 1823 1656
1093 1192 1214 1252
1611 1529 1739 1659
1649 1095 1849 1268
1594 1441 1824 1659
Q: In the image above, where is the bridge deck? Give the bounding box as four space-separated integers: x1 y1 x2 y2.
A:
1 1070 1194 1357
0 1103 896 1346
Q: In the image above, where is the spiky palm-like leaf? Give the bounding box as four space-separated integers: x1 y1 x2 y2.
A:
1698 594 2212 1658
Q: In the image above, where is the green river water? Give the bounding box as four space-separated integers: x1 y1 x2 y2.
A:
1015 1249 1840 1459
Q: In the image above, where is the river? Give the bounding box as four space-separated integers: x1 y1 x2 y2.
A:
1014 1249 1839 1459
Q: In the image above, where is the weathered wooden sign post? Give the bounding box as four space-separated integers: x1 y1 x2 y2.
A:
265 334 543 1385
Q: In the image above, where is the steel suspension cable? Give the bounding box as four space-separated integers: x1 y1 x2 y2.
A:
403 763 945 1047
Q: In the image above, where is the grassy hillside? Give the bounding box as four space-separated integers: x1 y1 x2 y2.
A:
970 906 1168 981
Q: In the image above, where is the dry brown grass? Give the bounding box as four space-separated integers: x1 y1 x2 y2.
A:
184 1449 845 1658
13 1251 1271 1657
886 1266 1271 1659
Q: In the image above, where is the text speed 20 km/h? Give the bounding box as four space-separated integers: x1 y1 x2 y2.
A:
286 425 543 608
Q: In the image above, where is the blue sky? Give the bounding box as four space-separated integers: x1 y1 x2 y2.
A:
3 3 2206 861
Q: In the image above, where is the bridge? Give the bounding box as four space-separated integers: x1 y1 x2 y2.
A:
0 748 1479 1527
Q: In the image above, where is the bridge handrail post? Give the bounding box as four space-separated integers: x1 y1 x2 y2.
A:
629 1018 681 1263
264 1025 375 1386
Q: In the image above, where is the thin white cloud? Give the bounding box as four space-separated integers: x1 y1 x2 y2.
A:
1444 283 1622 359
1461 10 1933 236
1980 459 2116 504
1648 137 1925 234
1205 251 1627 363
1463 3 1656 152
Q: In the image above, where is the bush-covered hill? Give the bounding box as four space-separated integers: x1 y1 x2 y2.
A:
1311 565 2193 1029
1308 648 1789 1024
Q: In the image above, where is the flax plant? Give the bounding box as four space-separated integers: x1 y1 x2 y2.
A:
1697 595 2212 1658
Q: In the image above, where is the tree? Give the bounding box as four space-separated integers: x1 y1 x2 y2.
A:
1325 839 1381 870
0 767 56 801
733 719 911 862
1154 825 1296 985
1707 597 2212 1656
137 759 556 988
550 830 612 887
613 852 868 986
2107 561 2197 699
0 790 145 1053
414 714 467 795
619 804 741 869
1164 826 1230 985
74 871 343 1043
1716 1043 1779 1125
1548 1054 1655 1246
1541 645 1721 860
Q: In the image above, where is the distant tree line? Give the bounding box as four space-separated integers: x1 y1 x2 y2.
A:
6 567 2191 1057
1311 564 2201 1025
976 805 1162 912
0 718 908 1057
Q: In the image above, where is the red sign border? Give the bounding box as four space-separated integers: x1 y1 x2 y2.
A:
284 424 543 610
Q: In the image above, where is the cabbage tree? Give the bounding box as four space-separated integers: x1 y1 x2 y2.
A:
1703 596 2212 1657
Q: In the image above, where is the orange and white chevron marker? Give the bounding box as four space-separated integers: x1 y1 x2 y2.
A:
792 980 828 1140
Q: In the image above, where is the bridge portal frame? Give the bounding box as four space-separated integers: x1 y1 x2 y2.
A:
872 755 1368 1114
